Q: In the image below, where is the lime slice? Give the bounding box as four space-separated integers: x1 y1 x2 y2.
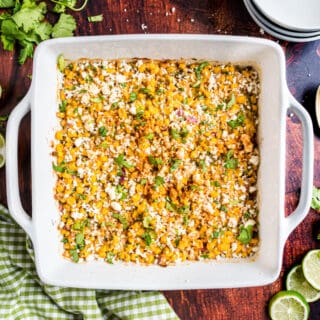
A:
268 290 310 320
286 264 320 302
0 133 5 168
302 249 320 290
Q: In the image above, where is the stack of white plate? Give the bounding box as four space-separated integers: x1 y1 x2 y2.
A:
244 0 320 42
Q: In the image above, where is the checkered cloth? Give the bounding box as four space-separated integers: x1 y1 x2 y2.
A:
0 204 179 320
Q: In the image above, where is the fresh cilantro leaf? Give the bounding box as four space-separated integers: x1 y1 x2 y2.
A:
0 34 14 50
0 0 15 8
19 40 33 64
52 13 76 38
12 2 47 33
195 61 209 80
52 0 76 13
311 186 320 211
35 21 52 41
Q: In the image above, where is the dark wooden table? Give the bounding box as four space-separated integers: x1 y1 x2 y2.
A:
0 1 320 319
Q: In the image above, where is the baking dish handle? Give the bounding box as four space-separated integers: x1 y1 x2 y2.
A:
281 93 314 245
6 90 33 239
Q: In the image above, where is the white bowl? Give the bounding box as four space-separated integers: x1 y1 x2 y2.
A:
6 34 313 290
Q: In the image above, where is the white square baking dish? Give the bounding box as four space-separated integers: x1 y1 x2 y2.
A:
6 34 313 290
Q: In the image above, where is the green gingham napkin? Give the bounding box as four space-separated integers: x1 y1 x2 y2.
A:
0 204 179 320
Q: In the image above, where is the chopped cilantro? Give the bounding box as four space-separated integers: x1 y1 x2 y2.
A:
52 161 66 173
75 233 84 246
145 133 154 140
227 113 245 128
87 14 103 22
57 54 65 72
154 176 165 188
115 185 127 200
148 155 163 167
195 61 209 79
58 100 67 112
143 216 153 229
170 159 182 172
129 92 137 102
98 126 108 137
106 252 115 264
69 249 79 262
224 150 238 169
142 231 152 246
226 93 236 109
112 213 129 229
210 230 224 240
114 154 134 169
237 225 253 244
140 178 147 185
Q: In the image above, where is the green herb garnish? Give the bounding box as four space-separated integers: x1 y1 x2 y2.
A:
87 14 103 22
311 186 320 211
154 176 165 188
114 154 134 169
129 92 137 102
112 213 129 229
98 126 108 137
148 155 163 167
237 225 253 244
145 133 154 140
227 113 245 129
69 249 79 262
224 150 238 169
226 93 236 109
170 159 182 172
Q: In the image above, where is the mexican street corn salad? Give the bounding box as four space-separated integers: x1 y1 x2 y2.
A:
53 57 260 266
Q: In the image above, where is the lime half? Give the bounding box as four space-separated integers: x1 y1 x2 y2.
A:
286 264 320 302
0 133 5 168
268 290 310 320
302 249 320 291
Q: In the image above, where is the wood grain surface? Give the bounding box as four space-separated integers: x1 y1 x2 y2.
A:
0 1 320 319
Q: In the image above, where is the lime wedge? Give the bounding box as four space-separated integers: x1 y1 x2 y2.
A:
0 133 5 168
268 290 310 320
302 249 320 291
286 264 320 302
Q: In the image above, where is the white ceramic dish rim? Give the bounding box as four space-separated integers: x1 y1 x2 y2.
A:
244 0 320 43
252 0 320 32
247 0 320 37
5 34 314 290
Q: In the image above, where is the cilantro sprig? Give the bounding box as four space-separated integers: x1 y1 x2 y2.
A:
0 0 86 64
